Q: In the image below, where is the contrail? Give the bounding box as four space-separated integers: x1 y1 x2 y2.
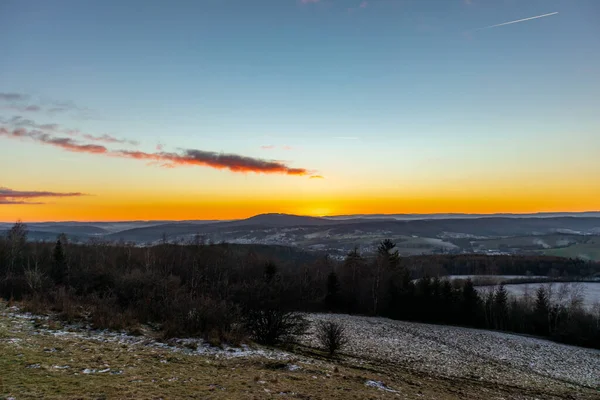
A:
476 12 558 31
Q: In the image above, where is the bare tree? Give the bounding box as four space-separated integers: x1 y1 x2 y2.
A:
316 320 349 356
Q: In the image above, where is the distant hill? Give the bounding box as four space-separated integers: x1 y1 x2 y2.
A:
2 214 600 261
220 213 338 227
325 212 600 220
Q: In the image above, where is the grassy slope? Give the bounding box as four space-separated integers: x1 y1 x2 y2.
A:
1 304 596 400
540 238 600 261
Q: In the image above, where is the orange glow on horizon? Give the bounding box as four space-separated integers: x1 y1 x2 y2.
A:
1 192 598 222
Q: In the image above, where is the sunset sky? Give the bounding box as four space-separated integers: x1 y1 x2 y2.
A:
1 0 599 222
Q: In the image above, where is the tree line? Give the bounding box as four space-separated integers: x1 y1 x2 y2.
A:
1 223 599 349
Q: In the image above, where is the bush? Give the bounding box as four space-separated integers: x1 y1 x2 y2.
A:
316 320 349 356
162 296 242 344
244 309 309 346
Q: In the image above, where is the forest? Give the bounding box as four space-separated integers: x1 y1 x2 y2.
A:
1 222 599 349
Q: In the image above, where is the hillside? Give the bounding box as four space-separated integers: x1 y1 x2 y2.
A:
3 214 600 259
2 304 597 399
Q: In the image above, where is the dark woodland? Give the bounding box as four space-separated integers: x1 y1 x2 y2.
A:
1 222 599 349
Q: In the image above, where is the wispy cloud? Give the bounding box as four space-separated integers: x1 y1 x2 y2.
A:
80 132 139 146
1 127 108 154
0 127 313 176
0 92 42 113
1 116 138 146
260 145 294 150
475 12 558 31
0 93 29 101
1 116 60 131
348 1 368 12
0 91 88 115
333 136 359 140
0 187 87 205
309 175 324 179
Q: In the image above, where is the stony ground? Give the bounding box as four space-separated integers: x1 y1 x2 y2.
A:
1 302 598 399
304 314 600 390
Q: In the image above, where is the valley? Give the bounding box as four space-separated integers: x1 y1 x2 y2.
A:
3 213 600 260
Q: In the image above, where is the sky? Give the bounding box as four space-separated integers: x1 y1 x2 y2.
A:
0 0 599 221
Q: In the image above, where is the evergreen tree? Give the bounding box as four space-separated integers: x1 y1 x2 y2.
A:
51 237 67 285
440 279 455 323
342 247 367 313
325 271 340 309
416 275 433 321
6 221 28 275
533 286 551 335
493 285 509 330
431 277 442 322
264 261 278 284
461 279 480 327
377 239 399 268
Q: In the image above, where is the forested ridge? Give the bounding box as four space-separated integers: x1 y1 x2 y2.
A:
1 223 599 349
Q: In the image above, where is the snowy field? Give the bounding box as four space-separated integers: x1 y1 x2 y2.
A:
446 275 548 282
476 282 600 309
303 314 600 390
3 304 599 394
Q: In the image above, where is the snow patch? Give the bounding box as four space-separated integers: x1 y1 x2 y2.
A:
365 380 398 392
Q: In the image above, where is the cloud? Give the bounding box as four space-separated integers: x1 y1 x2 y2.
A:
333 136 359 140
474 12 558 31
169 149 308 175
348 1 368 12
81 133 139 146
0 91 88 115
309 175 324 179
0 93 29 101
1 117 138 146
0 127 108 154
0 199 44 205
0 187 86 205
260 145 293 150
0 127 313 176
40 136 108 154
46 100 86 115
0 116 60 131
2 104 42 113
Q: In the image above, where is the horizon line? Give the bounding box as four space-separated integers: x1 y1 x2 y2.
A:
2 210 600 224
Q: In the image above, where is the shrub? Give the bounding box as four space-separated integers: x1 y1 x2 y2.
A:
162 296 242 344
89 295 135 331
316 320 349 356
244 309 309 346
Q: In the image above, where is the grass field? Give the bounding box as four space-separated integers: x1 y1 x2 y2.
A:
539 238 600 261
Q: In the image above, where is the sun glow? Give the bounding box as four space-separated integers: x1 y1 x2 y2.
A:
301 207 334 217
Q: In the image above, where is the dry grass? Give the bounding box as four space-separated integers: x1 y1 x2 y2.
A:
1 303 596 400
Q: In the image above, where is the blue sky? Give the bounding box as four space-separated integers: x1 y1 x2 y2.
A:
0 0 599 220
